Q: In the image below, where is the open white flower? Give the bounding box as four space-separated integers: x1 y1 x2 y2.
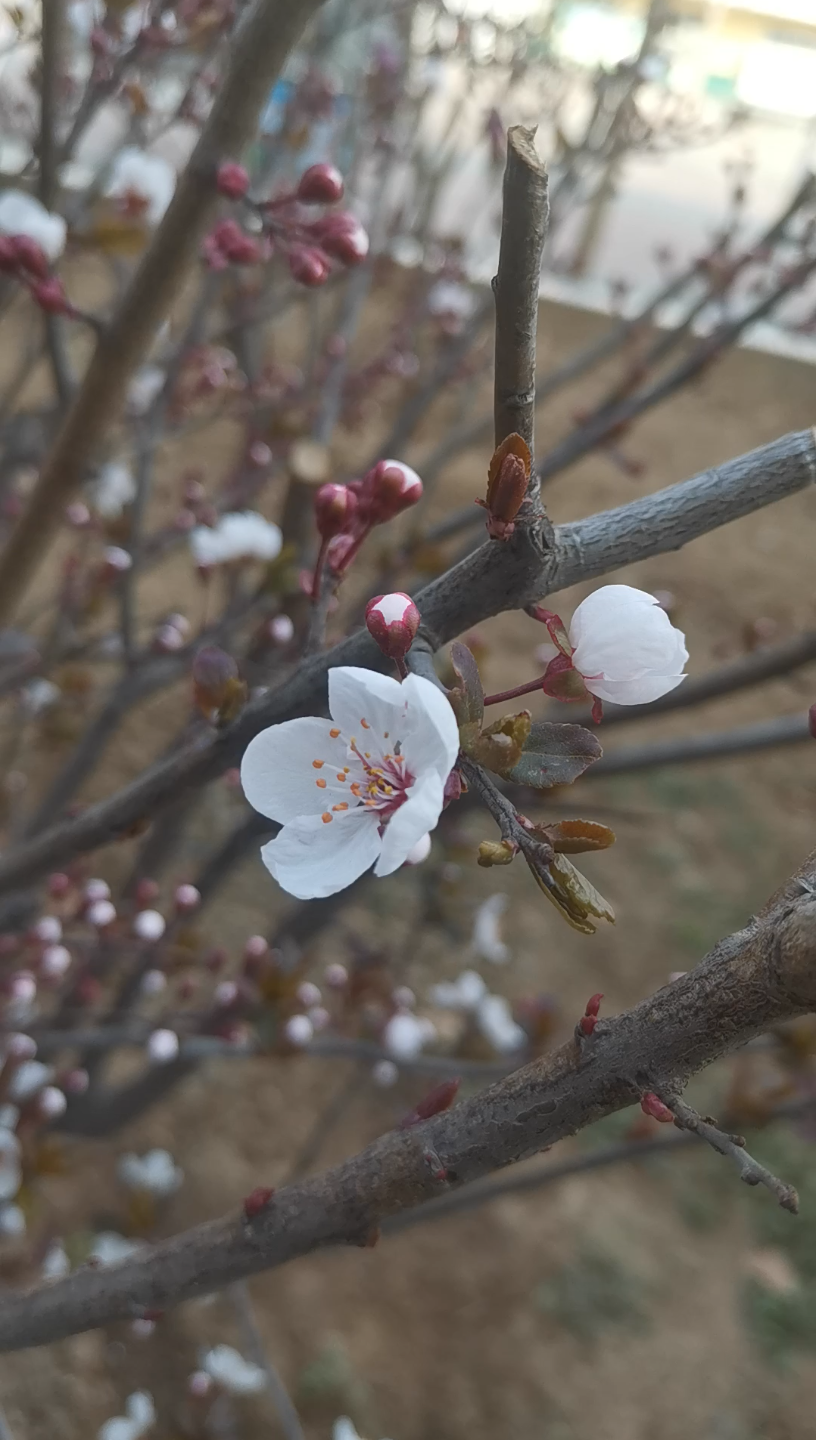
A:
202 1344 266 1395
98 1391 155 1440
568 585 688 705
0 190 66 260
191 512 282 567
92 461 136 518
105 147 176 225
118 1148 183 1197
241 667 460 900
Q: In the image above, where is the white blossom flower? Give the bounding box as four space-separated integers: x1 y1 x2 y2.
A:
0 1129 21 1203
9 1060 52 1101
568 585 688 705
371 1059 399 1087
118 1148 183 1197
190 512 282 567
39 1086 67 1119
34 915 62 943
88 899 117 927
241 667 460 900
430 970 487 1009
42 944 72 978
477 993 526 1053
85 878 111 902
42 1240 70 1279
127 365 165 415
427 280 477 321
20 678 61 715
90 1231 144 1265
471 894 510 964
147 1029 179 1064
0 190 66 260
284 1014 314 1047
98 1391 155 1440
202 1344 266 1395
0 1203 25 1237
92 461 137 518
383 1011 436 1060
133 909 166 942
105 147 176 225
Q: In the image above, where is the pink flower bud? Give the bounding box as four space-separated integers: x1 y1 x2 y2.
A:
31 277 72 316
39 1086 67 1119
175 883 200 912
134 877 160 907
34 916 62 944
244 935 268 961
364 460 423 524
314 482 357 539
324 963 348 989
65 501 91 528
216 161 250 200
296 162 344 204
192 645 241 715
48 873 72 898
42 945 71 979
268 614 294 645
314 211 369 265
641 1091 675 1124
10 235 49 278
102 545 133 575
365 592 420 660
296 981 322 1008
85 878 111 903
133 909 166 942
243 1185 275 1218
288 245 331 287
88 899 116 928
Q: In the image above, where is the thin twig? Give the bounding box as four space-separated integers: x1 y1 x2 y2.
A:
228 1282 305 1440
663 1096 799 1213
493 126 549 456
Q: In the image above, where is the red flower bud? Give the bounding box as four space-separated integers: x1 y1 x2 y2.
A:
365 592 420 660
640 1091 675 1124
243 1185 275 1218
31 276 72 315
297 162 344 204
363 460 423 524
397 1078 460 1129
216 161 250 200
479 433 531 541
314 482 357 539
578 992 603 1036
288 245 331 287
10 234 49 278
0 237 17 272
313 211 369 265
134 877 160 907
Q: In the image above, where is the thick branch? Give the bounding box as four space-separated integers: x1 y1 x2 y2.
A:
493 126 549 454
1 858 815 1350
587 712 811 777
0 0 325 625
0 430 812 896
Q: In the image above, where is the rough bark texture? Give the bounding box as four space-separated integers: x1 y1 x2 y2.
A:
1 856 815 1352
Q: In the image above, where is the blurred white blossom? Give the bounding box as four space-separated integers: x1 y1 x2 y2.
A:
105 147 176 225
0 190 66 260
98 1390 155 1440
42 1240 70 1279
471 894 510 964
9 1060 52 1101
202 1344 266 1395
191 512 283 567
20 679 61 715
92 461 136 518
383 1012 436 1061
89 1232 144 1265
127 365 165 416
118 1148 183 1197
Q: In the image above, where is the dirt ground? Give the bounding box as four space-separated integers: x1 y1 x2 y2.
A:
1 285 816 1440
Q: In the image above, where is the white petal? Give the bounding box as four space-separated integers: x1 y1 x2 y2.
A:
260 810 381 899
328 666 406 747
568 584 654 649
241 718 350 822
0 190 66 260
585 671 687 705
125 1392 155 1429
405 832 432 865
374 773 444 878
399 673 460 782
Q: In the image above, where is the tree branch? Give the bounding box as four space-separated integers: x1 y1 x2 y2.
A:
0 429 812 896
2 856 815 1350
661 1096 798 1212
0 0 326 625
587 712 811 777
493 126 549 454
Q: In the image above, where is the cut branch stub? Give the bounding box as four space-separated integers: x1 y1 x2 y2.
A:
505 720 602 789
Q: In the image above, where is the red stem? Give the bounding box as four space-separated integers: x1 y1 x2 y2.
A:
482 675 546 706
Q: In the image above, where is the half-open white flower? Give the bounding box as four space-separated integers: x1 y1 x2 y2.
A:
568 584 688 705
241 667 459 900
0 190 66 260
190 512 282 567
105 147 176 225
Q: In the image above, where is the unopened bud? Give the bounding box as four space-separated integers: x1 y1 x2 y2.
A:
314 482 357 540
48 873 72 899
284 1014 313 1048
88 899 116 928
243 1185 275 1218
640 1091 675 1124
147 1028 179 1064
477 839 517 867
364 460 423 524
42 944 71 979
39 1085 67 1119
398 1077 460 1129
365 592 419 660
134 877 160 907
314 211 369 265
579 992 603 1036
192 645 240 715
85 878 111 903
101 546 133 577
297 163 344 204
175 883 200 912
288 245 331 287
34 916 62 944
480 434 531 540
133 909 166 942
216 161 250 200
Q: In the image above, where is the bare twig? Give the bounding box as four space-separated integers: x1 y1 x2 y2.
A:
662 1096 799 1212
587 712 811 777
38 0 73 408
2 857 815 1348
0 0 327 625
493 126 549 455
228 1282 305 1440
0 429 812 895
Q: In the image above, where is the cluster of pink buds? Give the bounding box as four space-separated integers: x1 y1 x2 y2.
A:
202 159 368 286
310 459 422 598
0 238 74 317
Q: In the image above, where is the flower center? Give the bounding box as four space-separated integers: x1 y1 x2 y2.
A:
350 738 414 820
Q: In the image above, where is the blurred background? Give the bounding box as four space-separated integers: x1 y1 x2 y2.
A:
0 0 814 1437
